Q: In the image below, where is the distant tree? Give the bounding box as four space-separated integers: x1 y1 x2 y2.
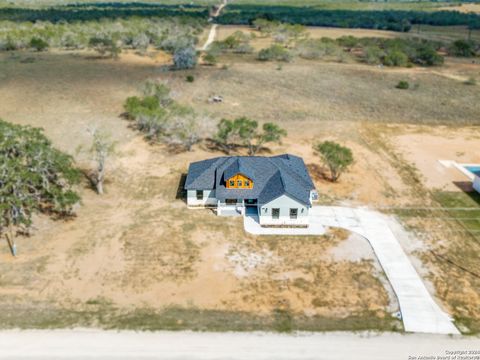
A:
131 33 150 54
383 49 409 67
87 128 116 195
29 37 48 51
415 45 443 66
364 45 383 65
0 119 81 254
450 39 477 57
314 141 354 182
173 46 198 69
89 36 121 59
257 44 292 62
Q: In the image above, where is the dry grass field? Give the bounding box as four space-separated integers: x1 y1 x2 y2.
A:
0 24 479 332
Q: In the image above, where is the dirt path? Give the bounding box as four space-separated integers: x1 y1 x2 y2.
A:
201 0 228 51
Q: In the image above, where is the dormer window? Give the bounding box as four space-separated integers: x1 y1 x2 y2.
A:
226 173 253 189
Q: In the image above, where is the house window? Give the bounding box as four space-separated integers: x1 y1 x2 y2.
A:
237 180 243 187
229 180 235 187
272 208 280 219
245 180 250 187
290 208 298 219
226 199 237 205
196 190 203 200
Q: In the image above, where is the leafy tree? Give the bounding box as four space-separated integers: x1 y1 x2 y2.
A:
414 45 443 66
29 37 48 51
214 118 236 154
0 119 81 254
383 49 409 67
364 45 383 65
254 122 287 155
314 141 353 182
215 117 287 155
173 46 198 70
123 81 201 151
89 36 121 59
450 39 477 57
235 117 259 154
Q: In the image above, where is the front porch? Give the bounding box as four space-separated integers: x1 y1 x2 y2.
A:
216 199 258 217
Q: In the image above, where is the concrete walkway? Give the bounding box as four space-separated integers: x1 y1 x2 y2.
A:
245 206 459 335
310 206 459 335
244 211 326 235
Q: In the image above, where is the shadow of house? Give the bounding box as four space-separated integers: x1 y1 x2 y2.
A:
176 173 188 203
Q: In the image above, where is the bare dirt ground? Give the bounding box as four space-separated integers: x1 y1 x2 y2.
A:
0 24 479 331
439 3 480 13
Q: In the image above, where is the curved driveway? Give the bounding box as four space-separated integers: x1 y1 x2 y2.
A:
245 206 459 335
310 206 459 334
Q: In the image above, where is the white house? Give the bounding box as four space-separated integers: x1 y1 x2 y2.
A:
184 154 317 227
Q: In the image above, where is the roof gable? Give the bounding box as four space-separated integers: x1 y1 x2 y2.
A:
185 154 315 205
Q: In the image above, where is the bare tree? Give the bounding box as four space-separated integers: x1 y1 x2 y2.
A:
88 128 116 195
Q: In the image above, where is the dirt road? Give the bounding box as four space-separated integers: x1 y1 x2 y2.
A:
201 0 228 51
0 330 477 359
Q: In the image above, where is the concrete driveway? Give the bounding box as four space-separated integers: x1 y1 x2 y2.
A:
245 206 459 335
310 207 459 334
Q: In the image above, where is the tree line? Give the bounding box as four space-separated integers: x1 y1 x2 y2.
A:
0 17 204 55
0 4 208 23
209 21 479 66
216 5 480 32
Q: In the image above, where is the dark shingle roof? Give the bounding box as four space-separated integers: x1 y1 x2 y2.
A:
184 154 315 206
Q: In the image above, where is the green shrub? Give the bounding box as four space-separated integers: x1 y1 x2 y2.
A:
450 39 477 57
89 36 121 59
395 80 409 89
173 46 197 70
257 44 292 62
186 75 195 83
29 37 48 51
295 39 340 60
313 141 354 182
383 49 409 67
414 45 443 66
203 52 217 65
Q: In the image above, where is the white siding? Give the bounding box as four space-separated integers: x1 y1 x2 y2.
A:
259 194 309 226
474 175 480 193
187 189 217 207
